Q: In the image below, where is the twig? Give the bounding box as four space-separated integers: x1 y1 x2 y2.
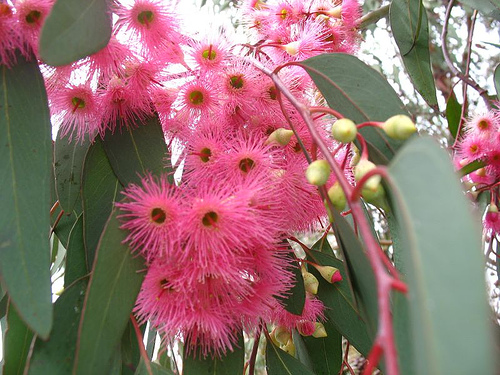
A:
130 314 153 375
248 326 262 375
441 1 491 110
49 210 64 238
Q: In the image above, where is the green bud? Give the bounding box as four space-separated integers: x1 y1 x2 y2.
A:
282 339 296 356
274 326 292 345
327 182 346 212
313 264 343 283
306 160 331 186
383 115 417 140
488 204 499 213
265 128 294 146
362 183 388 211
312 322 328 338
331 118 357 143
354 159 380 192
302 271 319 295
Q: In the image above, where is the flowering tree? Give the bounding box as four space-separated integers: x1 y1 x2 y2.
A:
0 0 498 374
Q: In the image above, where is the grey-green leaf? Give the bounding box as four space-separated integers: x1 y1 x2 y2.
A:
458 0 500 20
3 302 34 375
183 334 245 375
28 280 88 375
265 338 315 375
64 214 88 287
275 247 306 316
54 133 91 213
39 0 112 66
135 359 175 375
299 54 408 163
446 92 461 139
73 209 145 374
0 54 52 339
82 139 122 269
494 64 500 100
102 115 171 186
387 136 495 374
390 0 438 107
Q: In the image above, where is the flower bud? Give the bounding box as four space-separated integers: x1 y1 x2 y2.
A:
283 41 300 56
327 182 346 212
354 159 380 192
297 321 316 336
265 128 294 146
306 160 331 186
488 204 499 213
312 322 328 338
327 5 342 18
331 118 357 143
313 264 343 283
383 115 417 140
302 271 319 295
274 326 292 346
282 339 296 356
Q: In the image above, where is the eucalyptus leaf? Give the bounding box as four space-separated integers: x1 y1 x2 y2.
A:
3 302 34 375
265 338 315 375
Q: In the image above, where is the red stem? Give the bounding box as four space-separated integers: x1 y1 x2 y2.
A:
357 121 384 130
309 105 345 119
130 314 152 375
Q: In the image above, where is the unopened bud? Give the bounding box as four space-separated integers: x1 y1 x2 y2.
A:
266 128 294 146
274 326 292 346
327 182 346 212
313 264 342 283
282 339 296 356
269 328 280 347
302 271 319 295
354 159 380 192
297 321 316 336
283 41 300 56
362 183 388 211
383 115 417 140
312 322 328 338
475 167 487 177
331 118 357 143
350 144 361 166
488 204 499 213
306 160 331 186
327 5 342 18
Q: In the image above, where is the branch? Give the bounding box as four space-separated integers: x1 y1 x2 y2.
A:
358 5 390 30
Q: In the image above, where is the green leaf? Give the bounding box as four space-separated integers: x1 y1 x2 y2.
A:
64 214 89 287
458 159 485 177
73 209 145 375
275 246 305 316
390 0 438 107
28 280 88 375
446 92 461 139
102 116 172 186
54 132 91 213
311 235 334 255
387 136 495 374
307 249 372 356
52 208 79 248
39 0 112 66
299 54 408 163
330 209 378 336
81 139 122 269
291 330 314 371
0 54 53 339
135 359 175 375
121 321 146 375
458 0 500 20
300 320 342 375
183 334 244 375
494 64 500 100
3 302 34 375
265 338 315 375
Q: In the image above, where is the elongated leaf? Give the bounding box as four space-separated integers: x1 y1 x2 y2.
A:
28 280 88 375
330 209 378 336
39 0 112 66
299 54 408 164
300 320 342 375
0 53 52 339
275 247 305 316
307 249 372 356
103 115 171 186
82 139 122 269
495 64 500 100
458 159 485 177
291 330 314 371
54 133 91 213
64 214 88 287
459 0 500 20
183 334 244 375
73 209 145 374
135 359 175 375
52 207 79 248
387 136 494 374
446 92 461 139
3 302 34 375
265 338 315 375
390 0 437 107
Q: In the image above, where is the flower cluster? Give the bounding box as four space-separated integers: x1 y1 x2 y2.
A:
455 108 500 234
1 0 361 356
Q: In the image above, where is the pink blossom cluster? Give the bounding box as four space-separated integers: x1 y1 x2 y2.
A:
0 0 361 356
455 109 500 234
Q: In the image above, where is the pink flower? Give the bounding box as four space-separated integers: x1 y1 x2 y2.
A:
116 174 182 262
0 3 23 67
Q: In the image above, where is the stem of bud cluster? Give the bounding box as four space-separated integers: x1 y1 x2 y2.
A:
308 105 345 119
357 121 384 130
356 133 369 161
130 314 153 375
350 166 385 202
